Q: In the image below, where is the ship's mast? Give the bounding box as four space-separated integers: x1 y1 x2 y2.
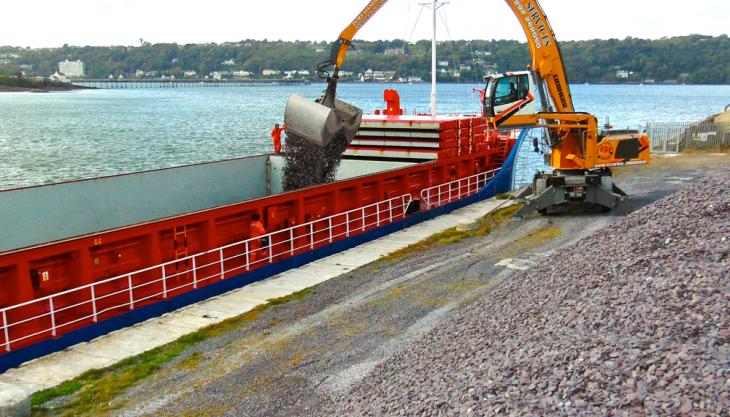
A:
420 0 448 117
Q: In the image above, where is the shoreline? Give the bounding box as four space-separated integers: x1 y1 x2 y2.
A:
0 85 94 93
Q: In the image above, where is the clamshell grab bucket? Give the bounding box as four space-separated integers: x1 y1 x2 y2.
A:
284 94 363 147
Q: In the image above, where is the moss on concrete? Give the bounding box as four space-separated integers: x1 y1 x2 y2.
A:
381 204 522 262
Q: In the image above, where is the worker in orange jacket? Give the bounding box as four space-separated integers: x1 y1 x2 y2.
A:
271 123 286 153
249 213 268 263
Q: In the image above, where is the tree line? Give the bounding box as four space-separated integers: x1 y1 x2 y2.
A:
1 34 728 84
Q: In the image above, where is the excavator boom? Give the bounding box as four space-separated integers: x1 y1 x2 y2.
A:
505 0 574 112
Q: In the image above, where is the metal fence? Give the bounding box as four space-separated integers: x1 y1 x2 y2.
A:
647 121 730 153
0 166 509 353
0 194 411 352
420 168 500 209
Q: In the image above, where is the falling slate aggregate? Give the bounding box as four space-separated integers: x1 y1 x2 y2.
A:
282 132 349 191
332 171 730 416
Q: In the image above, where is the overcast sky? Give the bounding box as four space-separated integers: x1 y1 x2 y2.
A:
2 0 728 48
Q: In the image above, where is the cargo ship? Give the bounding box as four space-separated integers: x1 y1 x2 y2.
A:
0 89 526 372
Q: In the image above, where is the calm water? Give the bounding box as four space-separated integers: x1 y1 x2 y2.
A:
1 83 728 190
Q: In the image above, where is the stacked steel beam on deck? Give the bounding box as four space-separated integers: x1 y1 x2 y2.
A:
345 116 490 161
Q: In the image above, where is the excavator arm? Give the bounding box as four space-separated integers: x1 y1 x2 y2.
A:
284 0 388 147
328 0 390 72
317 0 390 106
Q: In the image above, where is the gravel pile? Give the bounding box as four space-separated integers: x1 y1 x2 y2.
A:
282 132 349 191
335 172 729 416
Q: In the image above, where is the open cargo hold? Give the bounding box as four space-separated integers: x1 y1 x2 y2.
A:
0 113 523 371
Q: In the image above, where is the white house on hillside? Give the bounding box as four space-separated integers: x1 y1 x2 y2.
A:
58 60 85 78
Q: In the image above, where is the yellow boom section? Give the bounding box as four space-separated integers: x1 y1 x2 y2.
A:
504 0 574 112
334 0 390 68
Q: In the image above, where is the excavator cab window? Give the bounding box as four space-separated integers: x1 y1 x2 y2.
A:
493 74 529 106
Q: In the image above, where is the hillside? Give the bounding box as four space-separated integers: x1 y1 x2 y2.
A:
1 35 729 84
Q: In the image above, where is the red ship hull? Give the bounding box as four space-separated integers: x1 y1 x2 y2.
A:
0 113 523 371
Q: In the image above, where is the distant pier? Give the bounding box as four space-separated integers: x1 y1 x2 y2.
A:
71 78 311 89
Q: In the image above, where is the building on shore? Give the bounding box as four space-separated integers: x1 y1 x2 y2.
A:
361 69 396 82
233 70 252 79
49 71 68 83
58 59 84 78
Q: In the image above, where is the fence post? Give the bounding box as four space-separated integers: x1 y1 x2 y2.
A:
219 248 225 279
310 224 315 249
128 275 135 310
91 286 98 322
49 298 57 337
162 266 168 298
192 256 198 289
2 310 10 352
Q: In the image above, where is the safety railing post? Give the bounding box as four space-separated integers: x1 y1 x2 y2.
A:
245 241 250 271
361 208 366 231
162 267 168 298
345 212 350 237
268 237 273 263
91 285 98 322
290 229 295 256
219 248 225 279
426 189 431 210
49 298 57 337
2 310 10 352
128 275 135 310
309 224 315 249
192 256 198 289
388 199 393 222
376 202 381 226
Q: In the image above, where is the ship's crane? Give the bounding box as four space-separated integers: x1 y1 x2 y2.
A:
284 0 651 213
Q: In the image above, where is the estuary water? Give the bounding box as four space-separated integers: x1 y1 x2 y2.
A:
1 83 728 190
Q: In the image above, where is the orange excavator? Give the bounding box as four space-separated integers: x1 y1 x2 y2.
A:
284 0 651 214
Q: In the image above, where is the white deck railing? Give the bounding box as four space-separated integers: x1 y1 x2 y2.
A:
0 194 411 352
0 167 502 353
420 168 500 210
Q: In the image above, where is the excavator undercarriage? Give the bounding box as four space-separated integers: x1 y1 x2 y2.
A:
514 169 627 216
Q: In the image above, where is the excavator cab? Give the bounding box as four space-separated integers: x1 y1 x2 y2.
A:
483 71 542 122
